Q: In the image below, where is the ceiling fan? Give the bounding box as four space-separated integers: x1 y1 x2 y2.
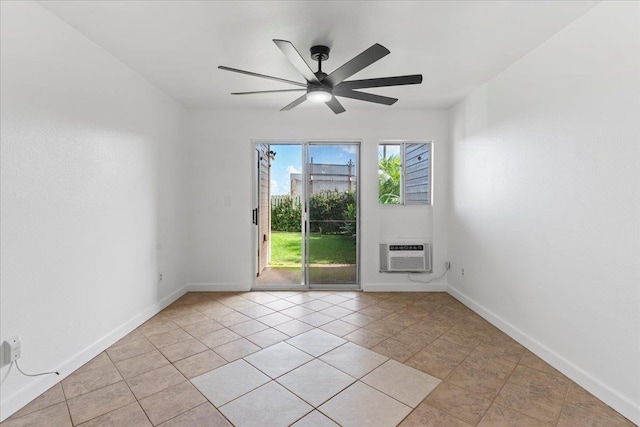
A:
218 39 422 114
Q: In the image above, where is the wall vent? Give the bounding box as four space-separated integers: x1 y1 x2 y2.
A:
380 242 431 272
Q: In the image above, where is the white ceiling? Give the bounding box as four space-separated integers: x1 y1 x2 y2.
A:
41 1 598 111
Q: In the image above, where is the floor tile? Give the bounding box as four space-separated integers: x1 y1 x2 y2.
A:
214 337 261 361
181 319 225 337
557 402 635 427
277 359 356 406
106 338 156 363
321 294 352 305
319 382 412 427
274 319 315 337
2 402 72 427
424 337 475 363
446 363 508 400
425 382 492 425
371 338 423 362
243 292 280 304
7 383 65 419
362 359 440 408
67 381 135 425
198 328 242 348
298 312 335 327
478 403 549 427
62 362 123 399
9 291 634 427
191 359 270 406
126 364 185 400
173 349 227 379
394 328 438 348
343 328 387 348
286 329 347 357
78 402 151 426
405 348 460 379
165 310 210 328
159 337 208 362
280 306 315 318
519 351 562 376
399 402 473 426
138 381 206 426
73 352 114 376
112 330 145 348
146 328 192 349
291 410 339 427
460 349 518 379
158 402 231 427
319 305 353 319
216 311 252 327
114 349 170 379
138 316 180 337
239 305 276 318
319 319 361 337
338 299 372 311
564 382 626 419
257 312 293 327
228 319 269 336
264 299 297 311
299 299 333 311
509 364 570 400
245 328 289 348
244 342 314 379
494 380 564 425
341 312 377 327
219 381 312 427
363 319 406 338
319 342 388 378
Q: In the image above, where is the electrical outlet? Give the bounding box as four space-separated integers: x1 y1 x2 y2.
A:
461 268 465 276
158 273 163 282
445 261 451 269
4 336 21 363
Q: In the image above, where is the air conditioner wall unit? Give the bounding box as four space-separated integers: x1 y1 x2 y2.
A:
380 242 431 272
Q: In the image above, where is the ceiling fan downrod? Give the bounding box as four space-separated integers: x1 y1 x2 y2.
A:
310 45 330 76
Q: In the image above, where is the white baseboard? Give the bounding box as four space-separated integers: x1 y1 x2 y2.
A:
0 285 188 422
447 285 640 425
187 282 251 292
363 282 447 292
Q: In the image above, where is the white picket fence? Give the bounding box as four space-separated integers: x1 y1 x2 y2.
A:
271 194 303 207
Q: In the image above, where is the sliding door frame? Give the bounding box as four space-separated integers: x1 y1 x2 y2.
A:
251 139 361 291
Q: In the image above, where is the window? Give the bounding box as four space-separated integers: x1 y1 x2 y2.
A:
378 142 431 205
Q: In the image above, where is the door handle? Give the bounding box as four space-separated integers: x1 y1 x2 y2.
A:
252 208 258 225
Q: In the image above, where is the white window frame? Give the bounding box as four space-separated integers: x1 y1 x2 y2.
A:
378 141 432 206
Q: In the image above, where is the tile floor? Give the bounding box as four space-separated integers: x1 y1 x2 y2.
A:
2 291 635 426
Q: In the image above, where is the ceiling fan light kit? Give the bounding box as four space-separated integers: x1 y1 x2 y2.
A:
219 39 423 114
306 86 332 103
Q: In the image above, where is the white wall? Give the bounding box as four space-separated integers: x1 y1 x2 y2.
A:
448 1 640 423
0 2 188 419
187 108 449 291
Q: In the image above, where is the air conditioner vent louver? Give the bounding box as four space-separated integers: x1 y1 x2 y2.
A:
380 242 431 272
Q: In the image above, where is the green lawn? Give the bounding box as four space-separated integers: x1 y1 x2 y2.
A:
270 232 356 266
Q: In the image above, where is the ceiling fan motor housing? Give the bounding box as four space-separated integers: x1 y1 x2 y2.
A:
310 45 330 62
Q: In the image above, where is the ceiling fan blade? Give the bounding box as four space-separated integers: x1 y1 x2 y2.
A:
231 89 306 95
273 39 321 84
325 97 346 114
334 74 423 91
218 66 306 87
280 94 308 111
334 90 397 105
324 44 390 88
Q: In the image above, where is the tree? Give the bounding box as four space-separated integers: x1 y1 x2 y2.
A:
379 154 401 204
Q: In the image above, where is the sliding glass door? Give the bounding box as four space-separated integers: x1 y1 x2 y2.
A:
254 142 359 289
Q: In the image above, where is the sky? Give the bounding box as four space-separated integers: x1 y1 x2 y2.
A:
269 144 357 195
